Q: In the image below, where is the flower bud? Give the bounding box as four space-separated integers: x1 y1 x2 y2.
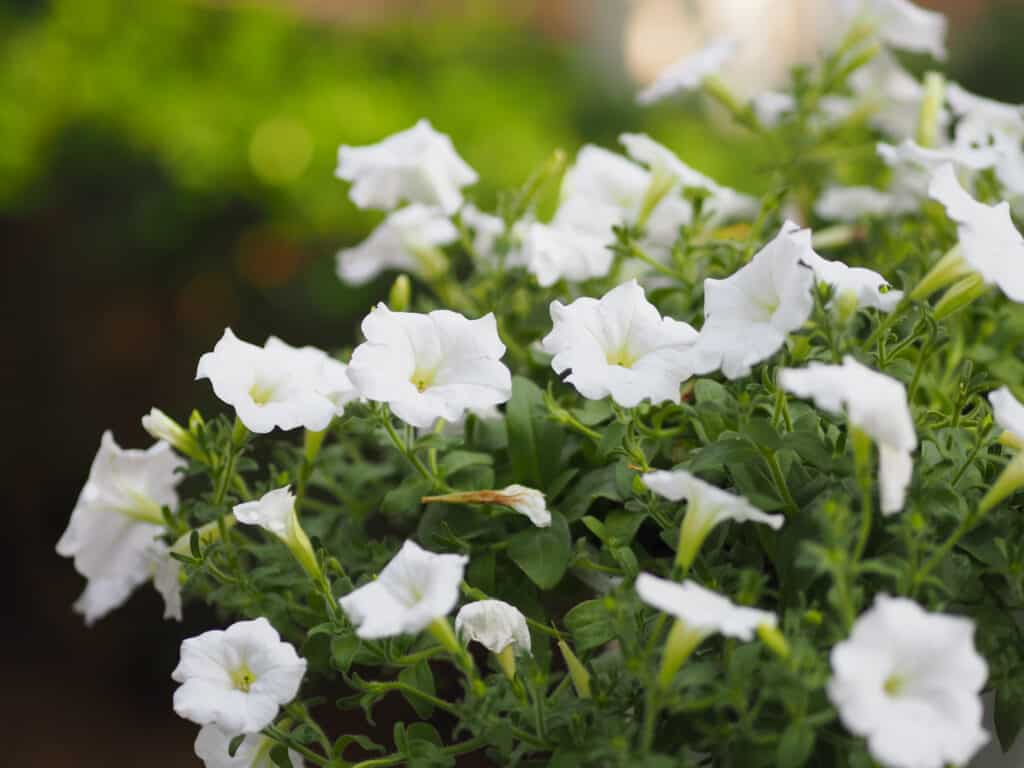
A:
557 640 592 699
233 487 320 579
389 274 412 312
142 408 206 462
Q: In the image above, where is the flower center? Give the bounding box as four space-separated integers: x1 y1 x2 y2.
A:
606 346 638 368
883 673 905 697
230 663 257 692
410 368 436 393
249 380 278 405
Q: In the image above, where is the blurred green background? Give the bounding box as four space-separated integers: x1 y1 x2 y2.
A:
3 0 1023 764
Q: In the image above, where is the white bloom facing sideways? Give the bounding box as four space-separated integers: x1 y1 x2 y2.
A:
928 163 1024 302
643 469 784 569
828 595 988 768
56 431 184 624
989 386 1024 442
455 599 532 656
779 356 917 514
335 119 478 214
338 540 468 639
542 279 698 407
335 204 459 286
196 329 337 434
636 37 738 106
172 617 307 734
691 222 815 380
347 304 511 428
636 575 777 640
195 725 303 768
800 245 903 312
233 487 319 577
837 0 947 59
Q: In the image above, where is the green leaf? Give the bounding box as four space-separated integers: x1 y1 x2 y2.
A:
776 721 815 768
269 745 294 768
564 599 616 653
439 449 493 477
742 419 782 451
381 475 432 517
406 722 443 746
506 376 564 490
996 684 1024 751
331 634 363 673
507 511 571 589
685 438 761 474
333 733 386 759
562 466 622 521
398 661 436 719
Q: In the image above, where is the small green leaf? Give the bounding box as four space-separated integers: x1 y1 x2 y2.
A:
996 684 1024 751
562 466 622 521
564 599 616 653
269 745 294 768
507 511 571 589
382 475 432 517
398 661 436 718
330 634 361 673
776 721 815 768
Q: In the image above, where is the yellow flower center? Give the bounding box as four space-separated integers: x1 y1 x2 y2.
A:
883 673 904 696
606 347 638 368
249 381 277 405
230 663 256 692
411 368 436 393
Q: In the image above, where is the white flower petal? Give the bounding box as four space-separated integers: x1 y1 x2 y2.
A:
838 0 947 59
989 386 1024 441
195 725 303 768
800 245 903 312
500 485 551 528
643 469 784 530
636 38 739 106
455 599 531 655
635 575 776 639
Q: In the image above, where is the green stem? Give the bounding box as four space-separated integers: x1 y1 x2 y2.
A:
377 408 449 491
352 737 488 768
851 428 874 561
264 725 329 767
764 451 799 515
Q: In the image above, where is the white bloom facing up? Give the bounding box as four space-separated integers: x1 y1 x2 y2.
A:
338 540 468 639
195 725 303 768
928 163 1024 303
642 469 784 570
779 356 917 514
421 485 551 528
347 304 511 428
335 204 459 286
636 37 739 106
828 595 988 768
542 280 698 407
172 617 307 734
636 574 778 688
56 431 184 625
233 487 319 578
620 133 757 222
691 222 815 380
335 119 478 214
455 599 531 680
838 0 947 59
196 329 338 434
800 246 903 312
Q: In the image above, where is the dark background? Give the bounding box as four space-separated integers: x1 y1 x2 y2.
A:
3 0 1022 764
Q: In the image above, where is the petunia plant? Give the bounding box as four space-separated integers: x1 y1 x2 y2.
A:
57 2 1024 766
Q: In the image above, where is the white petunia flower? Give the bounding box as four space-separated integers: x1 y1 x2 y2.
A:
455 599 532 655
642 469 784 569
620 133 757 222
149 542 183 621
172 617 307 734
347 304 511 428
521 203 615 287
837 0 947 59
460 204 527 268
779 356 917 514
56 432 184 625
335 204 459 286
691 222 815 380
233 487 319 578
542 279 698 407
262 337 358 417
338 540 468 639
636 37 739 106
928 163 1024 302
990 387 1024 443
335 119 478 214
815 186 894 222
800 246 903 312
195 724 303 768
828 595 988 768
196 329 337 434
946 83 1024 199
877 140 993 213
849 51 939 139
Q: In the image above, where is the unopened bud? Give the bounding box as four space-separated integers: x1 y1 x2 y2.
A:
389 274 412 311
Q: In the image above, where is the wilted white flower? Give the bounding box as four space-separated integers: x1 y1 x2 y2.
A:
233 487 319 578
172 617 307 734
338 540 468 639
620 133 757 221
837 0 947 59
347 304 511 428
779 356 917 514
455 599 532 656
335 119 478 213
928 163 1024 303
422 485 551 528
542 280 698 407
55 432 184 625
800 246 903 312
636 37 739 106
815 186 894 221
643 469 784 569
335 204 459 286
691 222 815 380
196 329 337 434
195 725 303 768
828 595 988 768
